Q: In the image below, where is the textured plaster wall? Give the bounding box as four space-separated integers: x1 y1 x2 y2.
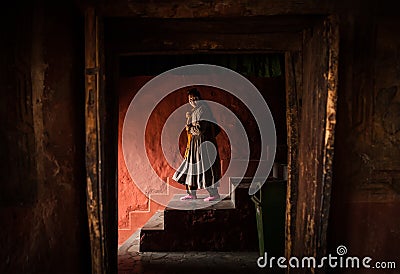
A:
328 14 400 272
0 1 90 273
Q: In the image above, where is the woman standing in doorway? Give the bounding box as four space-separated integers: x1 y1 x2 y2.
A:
172 88 221 202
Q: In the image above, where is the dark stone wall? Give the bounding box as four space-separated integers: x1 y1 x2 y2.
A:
0 1 90 273
328 8 400 273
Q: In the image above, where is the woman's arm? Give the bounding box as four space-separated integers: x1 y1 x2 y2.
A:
189 107 207 136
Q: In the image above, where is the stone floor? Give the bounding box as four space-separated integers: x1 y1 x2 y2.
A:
118 229 280 274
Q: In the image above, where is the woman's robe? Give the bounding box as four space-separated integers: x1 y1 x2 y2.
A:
172 102 221 189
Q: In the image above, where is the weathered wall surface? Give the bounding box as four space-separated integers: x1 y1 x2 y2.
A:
329 12 400 272
0 1 90 273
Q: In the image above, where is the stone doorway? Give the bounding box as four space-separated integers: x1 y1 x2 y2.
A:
84 11 339 273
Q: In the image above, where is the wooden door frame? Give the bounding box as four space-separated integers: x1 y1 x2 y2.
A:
84 7 339 273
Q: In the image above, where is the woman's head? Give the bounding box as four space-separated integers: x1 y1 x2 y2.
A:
187 88 201 107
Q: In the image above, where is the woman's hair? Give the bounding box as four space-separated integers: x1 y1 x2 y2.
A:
187 88 201 99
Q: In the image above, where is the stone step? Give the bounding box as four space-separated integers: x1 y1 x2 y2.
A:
140 182 259 252
142 210 164 231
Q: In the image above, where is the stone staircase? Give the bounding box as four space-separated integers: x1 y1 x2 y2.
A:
139 179 259 252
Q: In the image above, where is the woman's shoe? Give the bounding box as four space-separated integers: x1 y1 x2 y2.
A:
180 194 197 201
203 195 220 202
